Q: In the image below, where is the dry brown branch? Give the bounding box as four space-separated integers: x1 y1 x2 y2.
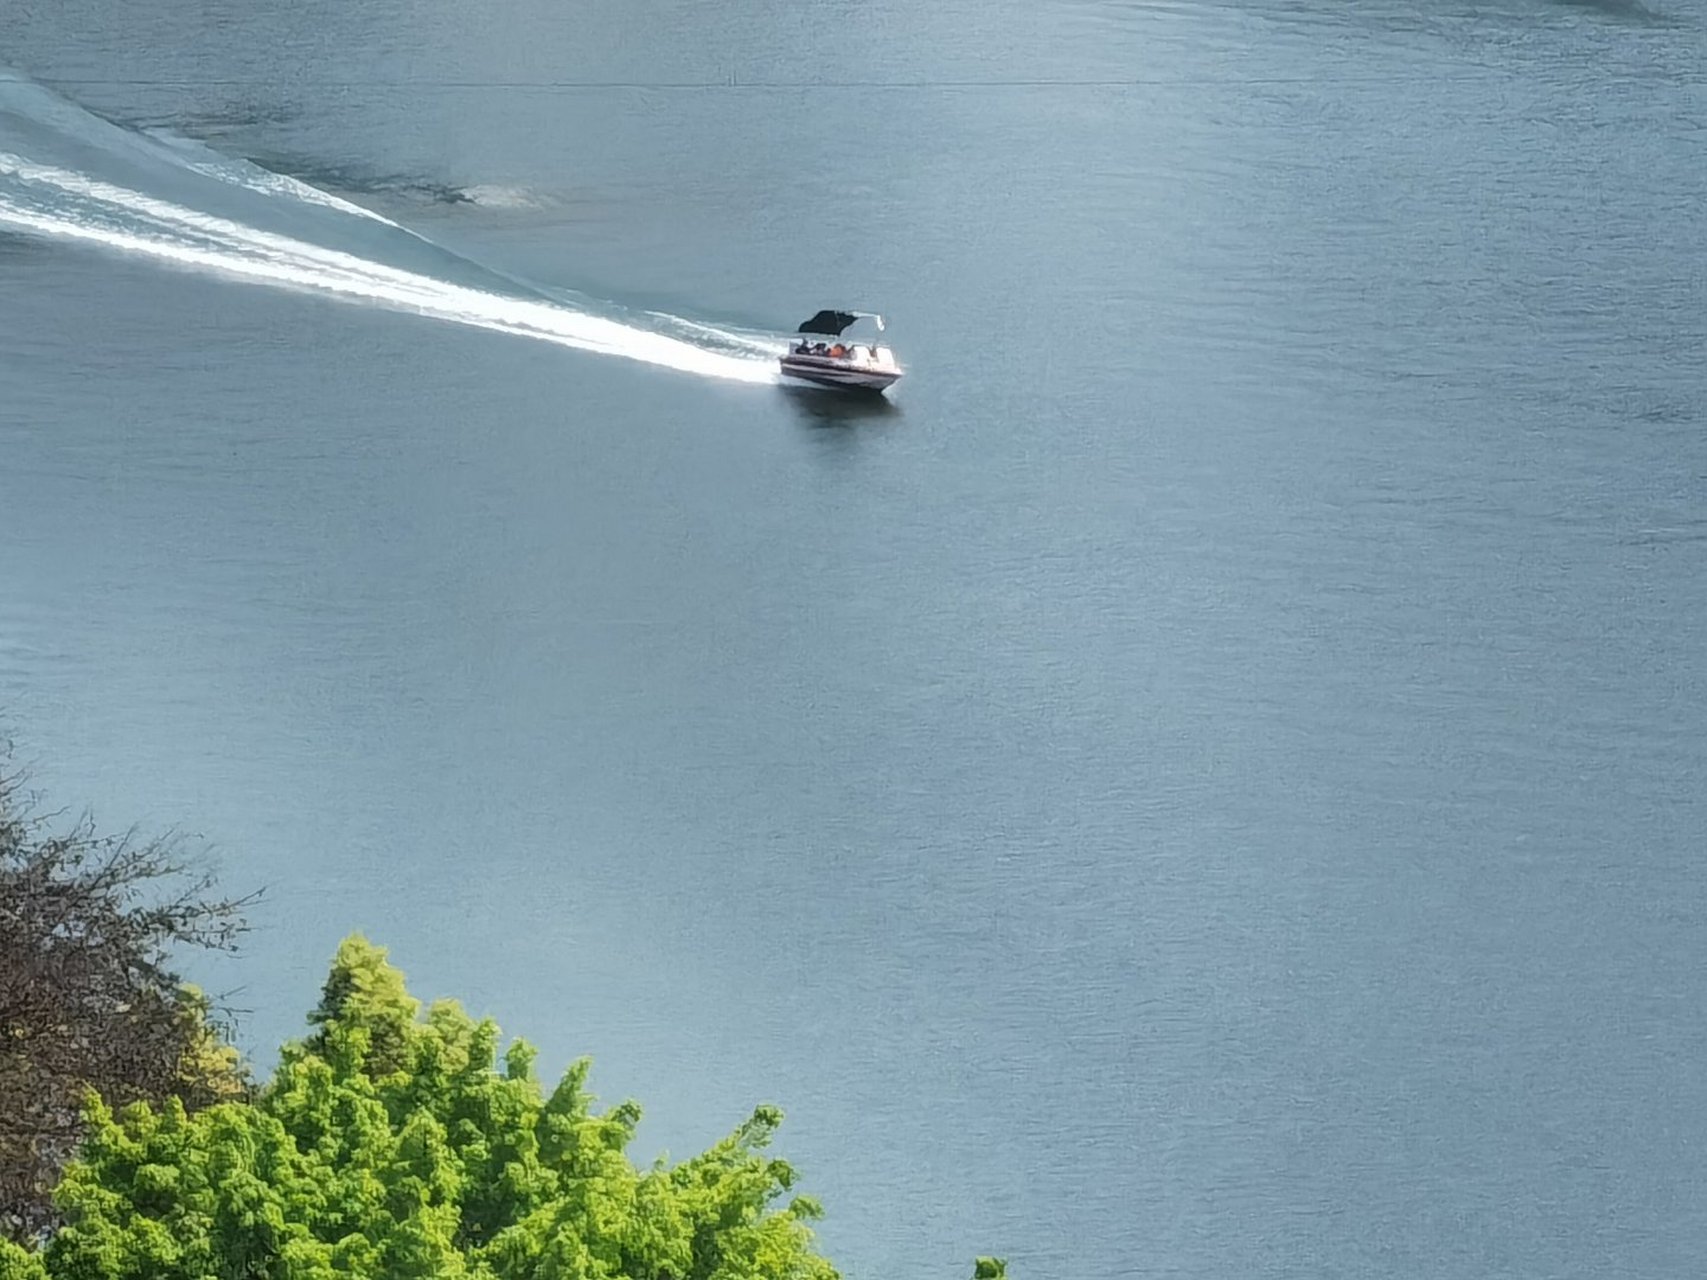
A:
0 748 259 1241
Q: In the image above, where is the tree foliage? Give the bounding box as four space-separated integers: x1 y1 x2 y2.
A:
0 757 250 1243
13 937 848 1280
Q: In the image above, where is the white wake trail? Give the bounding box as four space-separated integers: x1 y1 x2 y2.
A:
0 152 777 384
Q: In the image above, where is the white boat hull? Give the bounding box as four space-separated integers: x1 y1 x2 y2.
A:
779 354 903 393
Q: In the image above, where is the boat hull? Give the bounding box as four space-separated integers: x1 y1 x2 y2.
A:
778 355 903 393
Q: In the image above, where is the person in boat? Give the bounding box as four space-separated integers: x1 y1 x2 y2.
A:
829 343 846 358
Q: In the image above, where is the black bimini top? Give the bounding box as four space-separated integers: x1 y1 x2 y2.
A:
797 309 860 336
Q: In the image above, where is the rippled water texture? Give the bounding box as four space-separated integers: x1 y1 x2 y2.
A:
3 2 1705 1276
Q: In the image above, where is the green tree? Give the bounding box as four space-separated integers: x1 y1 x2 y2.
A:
23 937 856 1280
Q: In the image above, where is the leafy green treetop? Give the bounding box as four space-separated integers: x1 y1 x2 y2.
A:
17 937 842 1280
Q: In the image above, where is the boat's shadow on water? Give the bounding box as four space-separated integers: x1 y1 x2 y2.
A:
779 385 903 427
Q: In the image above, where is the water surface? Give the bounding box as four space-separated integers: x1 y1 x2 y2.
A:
3 3 1705 1277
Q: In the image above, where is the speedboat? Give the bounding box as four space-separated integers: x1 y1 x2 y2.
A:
779 310 904 393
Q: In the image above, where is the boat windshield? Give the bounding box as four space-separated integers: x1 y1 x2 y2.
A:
789 340 889 362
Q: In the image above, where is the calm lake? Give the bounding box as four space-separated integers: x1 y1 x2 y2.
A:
3 1 1705 1276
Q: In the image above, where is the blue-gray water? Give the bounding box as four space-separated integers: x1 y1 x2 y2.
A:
3 2 1705 1276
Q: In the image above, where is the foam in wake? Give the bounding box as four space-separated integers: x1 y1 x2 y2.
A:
0 72 780 384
